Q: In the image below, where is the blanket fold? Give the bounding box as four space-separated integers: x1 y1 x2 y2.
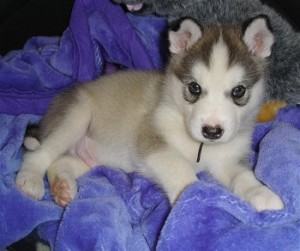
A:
38 168 170 250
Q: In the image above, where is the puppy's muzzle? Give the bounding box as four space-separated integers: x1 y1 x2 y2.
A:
202 125 224 140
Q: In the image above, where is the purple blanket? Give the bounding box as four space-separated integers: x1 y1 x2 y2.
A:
0 0 166 115
1 0 300 250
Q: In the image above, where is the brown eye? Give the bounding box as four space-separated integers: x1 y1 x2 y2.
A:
188 82 202 95
231 85 246 99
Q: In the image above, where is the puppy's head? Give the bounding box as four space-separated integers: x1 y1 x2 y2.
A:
166 16 274 143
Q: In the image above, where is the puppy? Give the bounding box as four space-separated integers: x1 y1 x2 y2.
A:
16 17 284 211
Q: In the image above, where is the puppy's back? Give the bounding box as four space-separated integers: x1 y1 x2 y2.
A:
81 70 163 137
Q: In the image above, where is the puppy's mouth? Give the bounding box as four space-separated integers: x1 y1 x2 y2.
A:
199 138 223 145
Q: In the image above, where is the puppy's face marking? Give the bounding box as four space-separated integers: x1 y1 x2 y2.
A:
168 21 268 143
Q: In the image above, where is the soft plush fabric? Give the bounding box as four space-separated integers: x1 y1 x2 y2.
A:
115 0 300 105
1 0 300 250
0 0 166 115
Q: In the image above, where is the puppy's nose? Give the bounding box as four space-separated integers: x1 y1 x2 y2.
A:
202 125 224 140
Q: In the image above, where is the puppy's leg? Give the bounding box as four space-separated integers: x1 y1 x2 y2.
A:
209 164 284 212
16 100 91 200
47 155 90 207
144 148 198 204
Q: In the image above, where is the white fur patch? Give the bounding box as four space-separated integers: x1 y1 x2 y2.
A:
186 39 248 143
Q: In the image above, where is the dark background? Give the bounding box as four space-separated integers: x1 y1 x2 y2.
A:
0 0 299 56
262 0 300 30
0 0 74 55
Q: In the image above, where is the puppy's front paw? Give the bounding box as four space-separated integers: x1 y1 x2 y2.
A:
246 186 284 212
51 176 77 207
16 171 45 200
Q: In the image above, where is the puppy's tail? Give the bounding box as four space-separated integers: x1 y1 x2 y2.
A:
23 124 41 151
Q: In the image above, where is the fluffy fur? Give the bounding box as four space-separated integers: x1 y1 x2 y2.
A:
16 17 283 211
114 0 300 104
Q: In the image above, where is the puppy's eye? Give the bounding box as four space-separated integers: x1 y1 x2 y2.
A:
231 85 246 99
188 82 202 95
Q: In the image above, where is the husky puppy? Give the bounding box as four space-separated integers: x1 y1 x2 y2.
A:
16 17 284 211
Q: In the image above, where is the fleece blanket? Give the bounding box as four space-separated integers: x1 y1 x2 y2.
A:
0 0 166 116
0 0 300 250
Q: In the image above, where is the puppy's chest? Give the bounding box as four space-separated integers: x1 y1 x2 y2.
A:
194 144 223 171
179 141 237 173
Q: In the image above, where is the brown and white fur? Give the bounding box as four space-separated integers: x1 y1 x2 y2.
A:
16 17 284 211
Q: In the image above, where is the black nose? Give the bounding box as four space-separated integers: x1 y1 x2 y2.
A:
202 125 224 140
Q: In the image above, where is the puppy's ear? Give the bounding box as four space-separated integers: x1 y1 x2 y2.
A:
169 18 202 54
242 15 274 58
